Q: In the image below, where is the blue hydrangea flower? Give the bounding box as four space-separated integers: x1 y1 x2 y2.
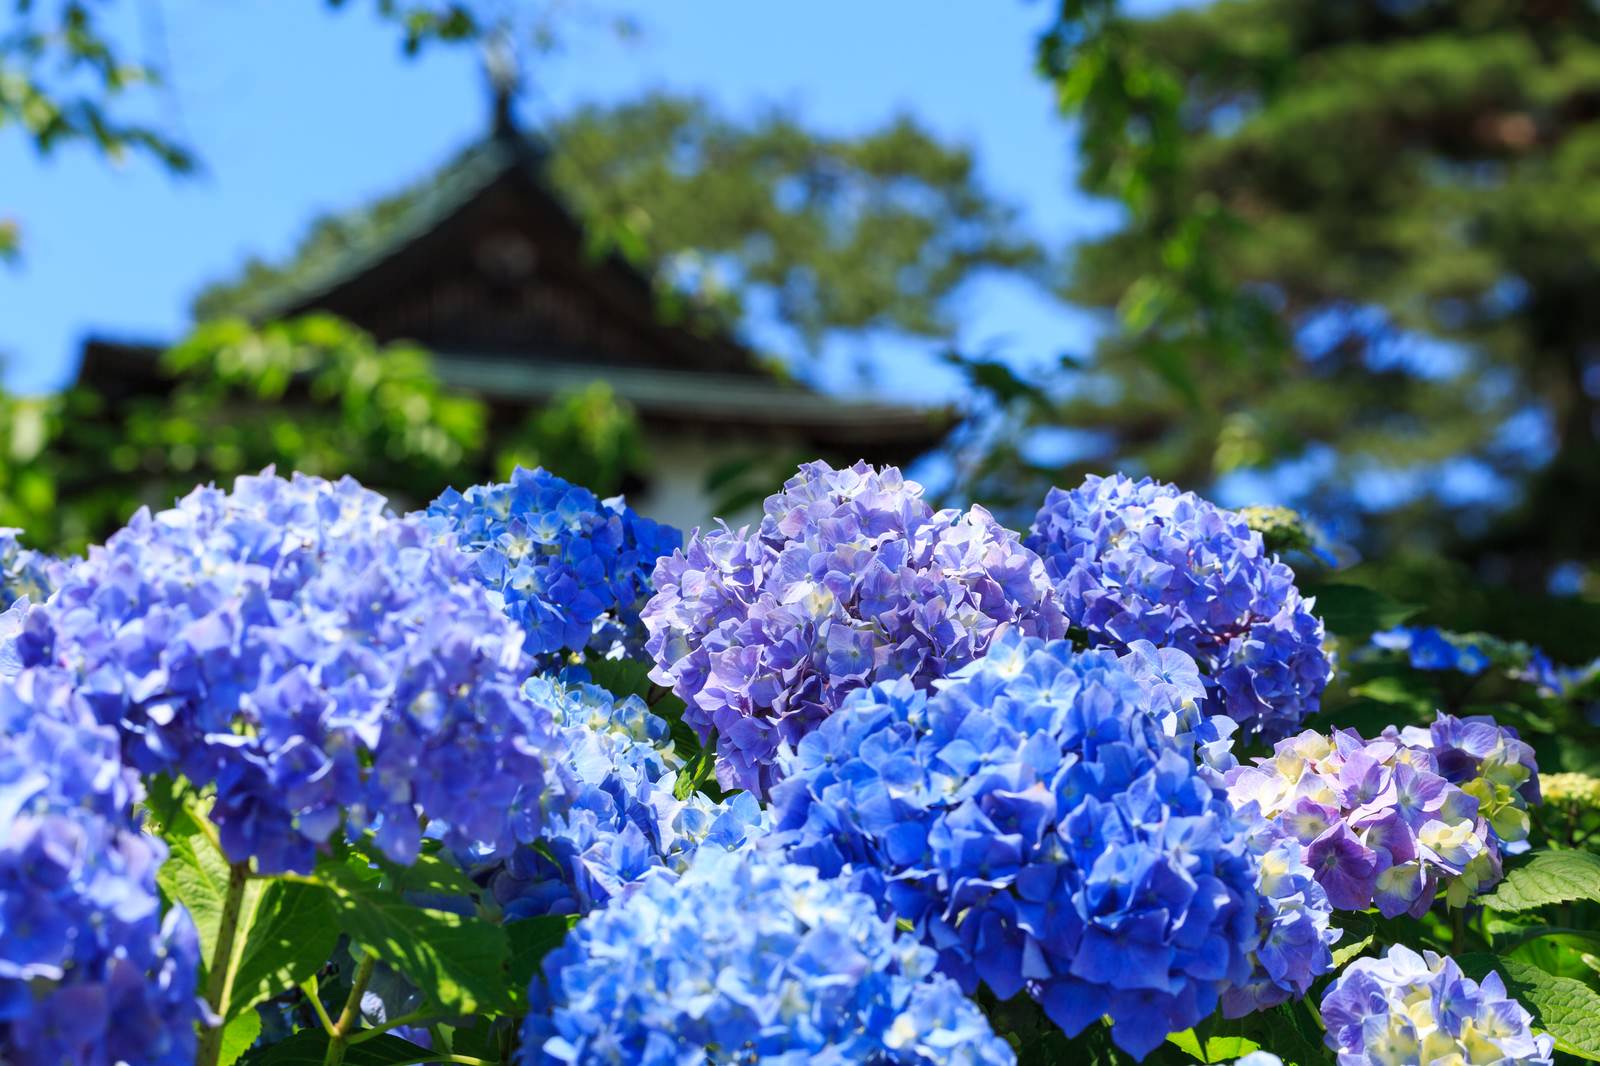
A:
425 467 680 665
0 528 58 610
1320 945 1553 1065
1026 474 1331 740
1220 822 1337 1018
769 631 1260 1061
1372 626 1490 675
1 666 203 1066
522 847 1015 1065
485 677 767 919
1225 718 1525 915
645 460 1065 797
13 470 562 874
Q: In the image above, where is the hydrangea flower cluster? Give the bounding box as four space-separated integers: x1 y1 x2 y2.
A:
425 467 680 664
644 460 1065 796
486 677 766 919
1225 718 1524 916
1220 824 1337 1018
12 470 562 873
0 527 57 610
1372 626 1490 676
770 631 1260 1060
1320 946 1553 1065
1542 771 1600 809
523 848 1015 1065
1 667 203 1065
1026 474 1331 740
1400 713 1540 854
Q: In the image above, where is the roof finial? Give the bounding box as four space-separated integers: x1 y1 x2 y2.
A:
484 24 521 140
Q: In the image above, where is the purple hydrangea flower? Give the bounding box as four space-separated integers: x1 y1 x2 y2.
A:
13 470 563 873
1026 474 1331 740
644 460 1065 797
769 631 1260 1061
424 467 680 665
1 667 203 1065
1320 946 1552 1065
1225 716 1529 915
1401 712 1540 855
485 677 767 919
523 848 1015 1065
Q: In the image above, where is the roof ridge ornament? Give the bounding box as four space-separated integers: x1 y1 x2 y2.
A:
484 24 521 141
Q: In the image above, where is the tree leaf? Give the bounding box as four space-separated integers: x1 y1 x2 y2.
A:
314 860 512 1015
1302 582 1419 639
156 825 263 971
244 1029 430 1066
1459 954 1600 1061
218 1008 262 1066
228 881 341 1020
1482 850 1600 913
507 914 578 993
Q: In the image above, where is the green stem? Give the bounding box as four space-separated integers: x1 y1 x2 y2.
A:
1451 905 1467 955
347 1008 442 1045
322 954 378 1066
195 861 251 1066
301 977 337 1036
392 1057 491 1066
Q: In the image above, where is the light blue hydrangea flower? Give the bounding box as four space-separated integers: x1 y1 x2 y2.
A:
1 666 203 1065
522 847 1015 1065
1321 945 1552 1065
0 528 58 610
425 467 680 666
486 677 767 919
770 630 1260 1060
1026 474 1331 740
13 470 562 873
1220 822 1338 1017
645 460 1064 797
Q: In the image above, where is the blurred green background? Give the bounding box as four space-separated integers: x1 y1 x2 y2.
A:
4 0 1599 662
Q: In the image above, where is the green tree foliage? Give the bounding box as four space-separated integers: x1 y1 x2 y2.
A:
1 0 197 259
193 93 1043 361
980 0 1600 594
2 315 644 554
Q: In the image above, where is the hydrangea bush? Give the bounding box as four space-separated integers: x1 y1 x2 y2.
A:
1026 474 1331 740
1 667 203 1065
644 460 1064 796
425 466 680 665
3 458 1591 1066
523 848 1016 1065
768 632 1269 1058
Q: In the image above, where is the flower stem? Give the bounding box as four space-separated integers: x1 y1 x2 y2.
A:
321 953 378 1066
196 861 251 1066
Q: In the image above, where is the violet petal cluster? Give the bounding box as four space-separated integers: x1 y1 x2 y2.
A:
1 667 203 1065
1225 716 1526 916
770 631 1259 1061
1026 474 1331 740
486 676 767 919
1400 713 1540 856
1320 946 1552 1065
523 847 1015 1065
13 470 562 873
644 460 1065 796
0 528 57 611
425 467 680 665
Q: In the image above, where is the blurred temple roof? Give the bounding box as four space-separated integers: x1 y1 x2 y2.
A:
75 126 951 483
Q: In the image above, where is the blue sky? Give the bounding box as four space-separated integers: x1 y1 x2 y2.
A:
0 0 1134 401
